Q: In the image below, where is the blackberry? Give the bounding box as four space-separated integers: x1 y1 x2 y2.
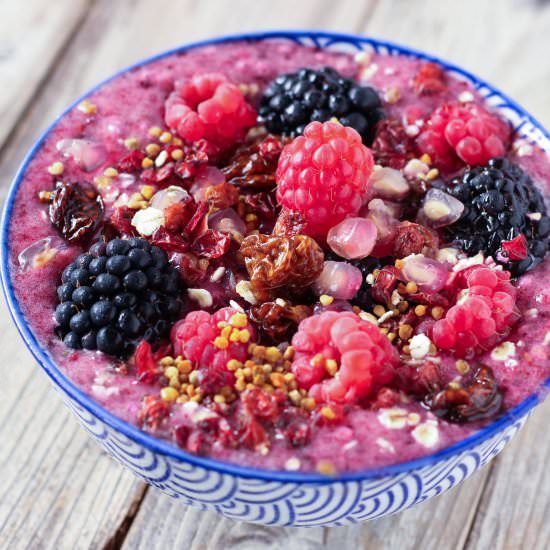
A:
258 67 384 145
445 158 549 275
54 238 183 357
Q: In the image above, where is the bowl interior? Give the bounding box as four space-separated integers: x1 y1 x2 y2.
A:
1 29 549 483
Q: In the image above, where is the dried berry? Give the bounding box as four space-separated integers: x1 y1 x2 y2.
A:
190 229 231 259
205 181 239 210
109 206 138 237
393 221 438 257
222 135 286 191
371 119 417 169
49 181 104 243
138 395 170 430
240 233 324 292
412 62 447 95
118 150 145 172
424 365 503 423
164 201 196 233
371 265 400 305
395 362 443 398
249 301 312 342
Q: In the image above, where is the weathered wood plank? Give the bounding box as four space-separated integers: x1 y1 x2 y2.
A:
364 0 550 127
0 0 92 150
465 399 550 550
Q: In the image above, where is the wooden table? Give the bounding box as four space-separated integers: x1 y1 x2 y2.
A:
1 1 549 548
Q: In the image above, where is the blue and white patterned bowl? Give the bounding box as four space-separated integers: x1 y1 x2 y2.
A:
2 31 549 527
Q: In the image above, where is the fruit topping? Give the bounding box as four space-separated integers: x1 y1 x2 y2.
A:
400 255 449 293
369 166 411 201
249 301 312 343
258 66 384 144
240 233 324 293
421 188 464 228
312 261 364 300
291 311 398 404
424 365 502 423
327 217 377 260
431 264 519 357
275 121 375 237
164 73 257 155
48 181 104 243
54 238 182 356
416 103 511 171
171 307 257 393
371 119 417 169
412 62 447 96
393 221 439 257
444 157 549 274
221 134 286 191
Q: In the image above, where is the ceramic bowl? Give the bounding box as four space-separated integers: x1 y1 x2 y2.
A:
2 30 548 527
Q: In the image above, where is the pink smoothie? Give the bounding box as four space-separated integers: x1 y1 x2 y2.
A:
6 39 550 473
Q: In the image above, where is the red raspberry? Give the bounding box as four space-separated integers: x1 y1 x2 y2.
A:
291 311 398 404
432 265 519 357
275 121 375 237
171 307 257 393
416 103 511 171
165 73 257 155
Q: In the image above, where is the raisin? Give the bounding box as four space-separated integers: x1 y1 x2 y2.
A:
249 301 312 343
393 221 438 257
240 233 324 292
221 135 286 191
412 62 447 95
395 362 443 398
205 181 239 210
424 365 503 423
49 181 104 243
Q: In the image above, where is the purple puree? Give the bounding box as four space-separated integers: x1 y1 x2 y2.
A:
7 40 550 473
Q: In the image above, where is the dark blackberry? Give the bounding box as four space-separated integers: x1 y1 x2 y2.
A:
445 158 549 275
258 67 384 145
54 237 183 356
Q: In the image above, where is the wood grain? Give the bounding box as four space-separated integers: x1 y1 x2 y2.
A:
1 0 549 548
0 0 92 151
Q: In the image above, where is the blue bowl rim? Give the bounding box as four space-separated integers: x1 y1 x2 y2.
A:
1 29 549 484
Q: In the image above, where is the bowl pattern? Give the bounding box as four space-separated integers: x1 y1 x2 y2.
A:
60 388 528 526
2 31 549 527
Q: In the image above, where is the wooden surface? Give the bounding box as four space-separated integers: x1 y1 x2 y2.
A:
1 0 549 548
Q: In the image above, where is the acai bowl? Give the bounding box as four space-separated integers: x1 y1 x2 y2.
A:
1 30 549 526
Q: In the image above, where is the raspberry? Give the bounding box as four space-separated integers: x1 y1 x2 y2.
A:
165 73 257 155
171 307 257 393
275 121 375 237
291 311 398 404
432 265 519 357
416 103 511 171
